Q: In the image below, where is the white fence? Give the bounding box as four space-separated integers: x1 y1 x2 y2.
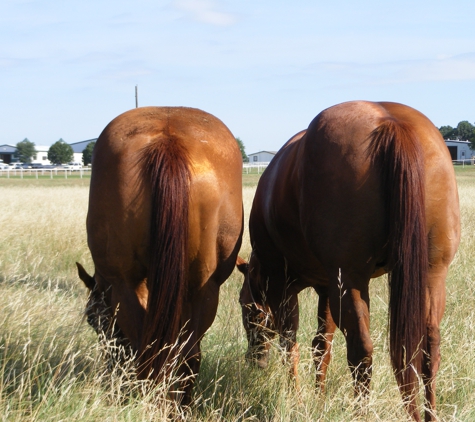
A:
243 162 269 174
452 159 474 167
0 168 92 179
3 165 269 178
1 160 469 179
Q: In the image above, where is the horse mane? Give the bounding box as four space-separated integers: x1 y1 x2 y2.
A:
138 135 191 381
367 118 428 396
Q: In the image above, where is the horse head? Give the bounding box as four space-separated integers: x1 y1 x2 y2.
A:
76 262 127 343
236 255 275 369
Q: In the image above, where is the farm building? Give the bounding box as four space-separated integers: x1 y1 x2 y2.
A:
445 139 474 162
247 141 474 164
0 144 50 165
32 146 51 166
0 139 97 165
69 139 97 163
247 151 277 163
0 144 16 164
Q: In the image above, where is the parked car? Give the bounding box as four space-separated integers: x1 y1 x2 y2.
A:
0 162 9 170
64 162 83 171
18 163 32 169
8 163 23 169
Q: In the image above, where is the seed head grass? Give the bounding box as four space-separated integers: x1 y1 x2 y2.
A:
0 169 473 421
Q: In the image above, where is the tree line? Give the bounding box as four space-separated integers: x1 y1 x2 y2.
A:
14 139 95 165
439 121 475 147
15 138 248 166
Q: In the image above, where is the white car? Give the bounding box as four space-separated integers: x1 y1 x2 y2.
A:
64 163 83 171
9 163 31 170
0 162 9 170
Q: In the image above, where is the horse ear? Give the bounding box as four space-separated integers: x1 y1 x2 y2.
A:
76 262 95 290
236 256 249 275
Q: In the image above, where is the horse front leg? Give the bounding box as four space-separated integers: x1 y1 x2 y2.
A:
312 288 336 393
274 288 300 388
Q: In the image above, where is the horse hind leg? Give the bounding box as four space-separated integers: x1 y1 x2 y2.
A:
421 267 448 422
328 271 373 399
396 267 449 422
312 287 337 393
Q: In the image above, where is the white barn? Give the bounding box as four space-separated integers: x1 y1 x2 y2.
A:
32 146 52 165
247 151 277 163
445 139 474 162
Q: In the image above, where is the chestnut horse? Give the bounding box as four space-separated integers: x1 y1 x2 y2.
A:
77 106 243 404
237 101 460 421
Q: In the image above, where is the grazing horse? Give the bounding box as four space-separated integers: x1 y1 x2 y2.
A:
237 101 460 421
77 106 243 404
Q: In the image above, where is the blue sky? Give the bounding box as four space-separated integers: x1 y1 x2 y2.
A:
1 0 474 153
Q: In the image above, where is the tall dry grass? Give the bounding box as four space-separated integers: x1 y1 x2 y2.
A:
0 170 474 421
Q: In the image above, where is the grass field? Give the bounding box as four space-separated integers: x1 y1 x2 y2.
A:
0 167 474 421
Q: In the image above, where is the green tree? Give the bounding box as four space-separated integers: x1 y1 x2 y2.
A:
48 139 74 165
82 141 96 166
456 121 475 142
439 125 455 140
236 137 248 162
15 138 37 163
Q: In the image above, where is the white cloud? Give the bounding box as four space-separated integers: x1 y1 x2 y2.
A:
404 53 475 82
172 0 236 26
303 53 475 87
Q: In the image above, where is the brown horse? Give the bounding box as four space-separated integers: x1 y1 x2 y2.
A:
76 106 243 404
237 101 460 421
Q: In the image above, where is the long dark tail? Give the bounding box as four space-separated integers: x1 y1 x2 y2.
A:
368 118 428 397
139 136 190 380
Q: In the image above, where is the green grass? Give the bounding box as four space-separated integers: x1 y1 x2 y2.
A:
0 171 256 188
0 168 473 420
0 178 91 188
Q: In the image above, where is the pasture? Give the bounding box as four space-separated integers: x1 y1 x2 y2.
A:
0 168 474 421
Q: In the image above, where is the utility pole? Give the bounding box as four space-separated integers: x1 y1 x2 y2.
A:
135 85 138 108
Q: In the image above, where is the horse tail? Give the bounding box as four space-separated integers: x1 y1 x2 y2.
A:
139 136 191 380
368 118 428 395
